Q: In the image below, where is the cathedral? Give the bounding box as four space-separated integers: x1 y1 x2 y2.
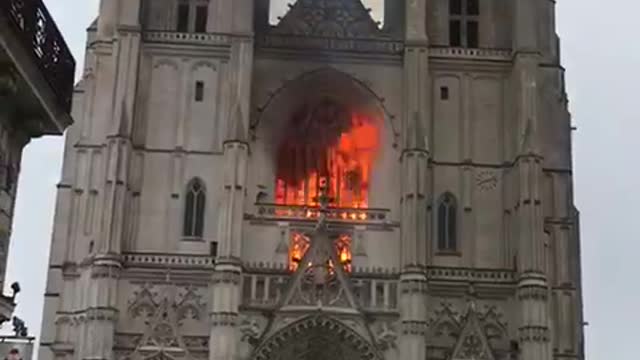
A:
37 1 584 360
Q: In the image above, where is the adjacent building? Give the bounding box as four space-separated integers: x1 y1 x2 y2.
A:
0 0 75 323
38 1 584 360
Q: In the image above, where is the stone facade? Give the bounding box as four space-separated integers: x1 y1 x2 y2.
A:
38 1 583 360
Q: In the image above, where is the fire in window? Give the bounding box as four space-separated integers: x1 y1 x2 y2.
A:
275 99 380 209
288 232 353 273
289 232 310 272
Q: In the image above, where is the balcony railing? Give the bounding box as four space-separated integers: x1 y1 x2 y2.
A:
252 203 391 224
1 0 75 112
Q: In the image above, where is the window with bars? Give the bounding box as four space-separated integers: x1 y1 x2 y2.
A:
183 178 206 239
449 0 479 48
437 193 457 252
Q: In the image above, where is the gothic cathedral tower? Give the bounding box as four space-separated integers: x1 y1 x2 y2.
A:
38 1 583 360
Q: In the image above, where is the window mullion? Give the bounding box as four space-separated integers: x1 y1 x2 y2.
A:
190 195 197 236
461 14 468 48
189 3 196 32
444 209 450 249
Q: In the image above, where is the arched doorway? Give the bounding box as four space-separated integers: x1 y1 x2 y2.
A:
252 315 381 360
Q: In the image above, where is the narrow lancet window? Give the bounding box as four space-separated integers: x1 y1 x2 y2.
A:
183 178 206 239
177 2 190 32
437 193 457 251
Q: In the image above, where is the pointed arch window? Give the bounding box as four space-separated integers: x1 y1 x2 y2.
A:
183 178 206 239
437 193 457 251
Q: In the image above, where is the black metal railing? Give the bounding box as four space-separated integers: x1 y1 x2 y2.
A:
1 0 75 112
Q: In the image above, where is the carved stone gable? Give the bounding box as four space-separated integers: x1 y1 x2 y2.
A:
451 304 496 360
279 193 359 311
136 298 189 360
272 0 382 38
281 231 359 309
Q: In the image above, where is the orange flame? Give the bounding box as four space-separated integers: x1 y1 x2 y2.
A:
275 112 380 209
288 233 353 273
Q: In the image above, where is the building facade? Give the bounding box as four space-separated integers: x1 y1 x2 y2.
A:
0 0 74 322
38 1 584 360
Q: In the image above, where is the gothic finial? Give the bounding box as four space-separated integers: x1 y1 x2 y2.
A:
407 111 427 150
312 177 333 232
227 102 247 142
316 177 331 212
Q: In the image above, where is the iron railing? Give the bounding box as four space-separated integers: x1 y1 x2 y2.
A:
1 0 75 112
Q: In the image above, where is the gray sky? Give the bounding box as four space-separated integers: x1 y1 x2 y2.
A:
6 1 637 359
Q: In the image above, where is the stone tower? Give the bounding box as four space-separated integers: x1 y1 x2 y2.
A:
38 1 584 360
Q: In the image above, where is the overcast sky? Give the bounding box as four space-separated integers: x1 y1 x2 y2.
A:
5 1 637 359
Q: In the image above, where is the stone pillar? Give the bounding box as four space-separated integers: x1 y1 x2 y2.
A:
513 3 553 353
209 259 243 360
80 2 141 358
79 255 121 360
97 0 119 38
209 137 248 360
398 1 430 359
208 2 253 351
513 0 538 52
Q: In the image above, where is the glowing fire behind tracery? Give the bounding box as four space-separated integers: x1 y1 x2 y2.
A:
275 99 380 210
289 232 353 273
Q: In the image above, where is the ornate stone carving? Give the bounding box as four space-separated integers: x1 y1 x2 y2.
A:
239 317 262 345
182 336 209 351
475 170 499 192
135 298 189 360
175 286 206 321
114 333 142 350
428 302 461 338
375 322 397 351
272 0 382 39
280 187 359 310
253 315 381 360
428 301 509 352
128 284 159 319
451 304 496 360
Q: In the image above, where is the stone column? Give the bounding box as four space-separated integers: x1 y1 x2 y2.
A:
80 2 142 358
209 4 253 354
97 0 119 39
209 136 248 360
79 255 121 360
398 1 430 359
513 3 553 355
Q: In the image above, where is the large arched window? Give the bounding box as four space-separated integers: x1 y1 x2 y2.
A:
274 98 380 209
437 193 457 251
183 178 206 239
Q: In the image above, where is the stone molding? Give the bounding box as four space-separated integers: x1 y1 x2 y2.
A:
252 314 381 360
209 312 239 327
211 270 241 285
518 326 551 343
143 31 232 46
429 267 516 284
399 320 429 336
54 307 119 324
122 253 215 269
